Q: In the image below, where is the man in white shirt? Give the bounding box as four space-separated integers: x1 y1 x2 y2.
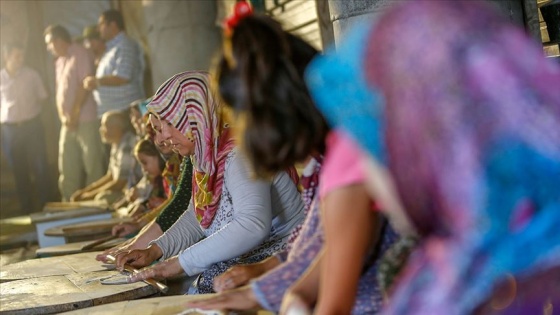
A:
0 43 56 213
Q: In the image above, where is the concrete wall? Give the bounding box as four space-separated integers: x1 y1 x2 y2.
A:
142 0 222 91
327 0 527 47
0 2 30 63
328 0 398 46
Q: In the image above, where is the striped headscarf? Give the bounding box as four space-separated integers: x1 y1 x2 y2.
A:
307 1 560 314
147 71 235 228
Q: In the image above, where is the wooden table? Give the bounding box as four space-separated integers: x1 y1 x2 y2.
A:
0 245 39 268
31 205 112 248
42 201 109 213
0 270 157 314
44 218 131 243
35 238 126 257
0 251 159 314
62 294 274 315
0 215 37 250
0 252 110 282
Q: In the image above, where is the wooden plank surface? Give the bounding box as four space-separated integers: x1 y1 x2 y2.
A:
0 215 36 250
31 208 112 224
35 238 126 257
0 252 109 282
44 218 130 237
0 270 157 315
43 201 108 213
63 294 274 315
0 245 38 268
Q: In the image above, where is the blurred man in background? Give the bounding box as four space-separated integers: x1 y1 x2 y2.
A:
44 24 107 201
83 9 144 117
81 25 105 68
0 42 56 213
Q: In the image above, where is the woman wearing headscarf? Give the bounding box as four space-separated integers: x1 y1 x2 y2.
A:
115 71 304 294
307 1 560 314
96 101 192 258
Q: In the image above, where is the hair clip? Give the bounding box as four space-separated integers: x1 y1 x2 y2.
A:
224 0 253 35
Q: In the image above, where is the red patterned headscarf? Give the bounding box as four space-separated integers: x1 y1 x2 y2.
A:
147 71 236 228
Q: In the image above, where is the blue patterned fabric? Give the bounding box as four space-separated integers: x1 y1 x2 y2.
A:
306 1 560 314
305 21 385 163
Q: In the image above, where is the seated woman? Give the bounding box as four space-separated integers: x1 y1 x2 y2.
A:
308 1 560 313
187 6 400 314
115 71 305 294
111 127 183 237
108 101 184 235
96 137 192 261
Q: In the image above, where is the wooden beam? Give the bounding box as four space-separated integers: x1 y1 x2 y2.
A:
523 0 543 42
315 0 334 49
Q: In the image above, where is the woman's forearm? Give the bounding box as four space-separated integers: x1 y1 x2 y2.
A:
129 220 164 249
316 184 380 315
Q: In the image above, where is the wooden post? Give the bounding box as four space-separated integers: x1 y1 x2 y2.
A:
315 0 335 49
523 0 543 42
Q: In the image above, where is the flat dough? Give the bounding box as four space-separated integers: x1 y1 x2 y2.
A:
175 308 224 315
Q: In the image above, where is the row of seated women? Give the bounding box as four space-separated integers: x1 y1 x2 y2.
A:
96 1 560 314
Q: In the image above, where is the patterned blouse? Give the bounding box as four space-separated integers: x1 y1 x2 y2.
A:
251 131 400 313
155 158 193 231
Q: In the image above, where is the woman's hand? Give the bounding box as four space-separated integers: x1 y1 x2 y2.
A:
95 239 134 262
70 189 84 202
147 197 166 209
128 203 147 220
127 256 185 282
111 196 128 210
126 187 139 203
115 244 163 270
112 222 141 237
213 256 280 292
185 286 260 311
213 263 265 292
78 191 96 201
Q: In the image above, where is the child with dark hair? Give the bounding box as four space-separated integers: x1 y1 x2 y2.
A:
106 106 185 241
123 138 167 219
188 3 399 314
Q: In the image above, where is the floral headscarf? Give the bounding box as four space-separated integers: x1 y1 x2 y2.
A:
307 1 560 314
147 71 235 228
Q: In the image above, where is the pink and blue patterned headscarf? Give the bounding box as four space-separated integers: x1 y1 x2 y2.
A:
307 1 560 314
147 71 235 228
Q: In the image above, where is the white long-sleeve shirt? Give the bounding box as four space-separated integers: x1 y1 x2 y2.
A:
153 150 304 276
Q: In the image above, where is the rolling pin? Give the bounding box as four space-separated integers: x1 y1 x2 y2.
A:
105 254 169 293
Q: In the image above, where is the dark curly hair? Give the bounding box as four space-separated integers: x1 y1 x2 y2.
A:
215 14 329 177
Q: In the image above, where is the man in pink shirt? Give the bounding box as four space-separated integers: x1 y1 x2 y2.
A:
81 25 105 68
0 42 56 213
44 25 106 201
